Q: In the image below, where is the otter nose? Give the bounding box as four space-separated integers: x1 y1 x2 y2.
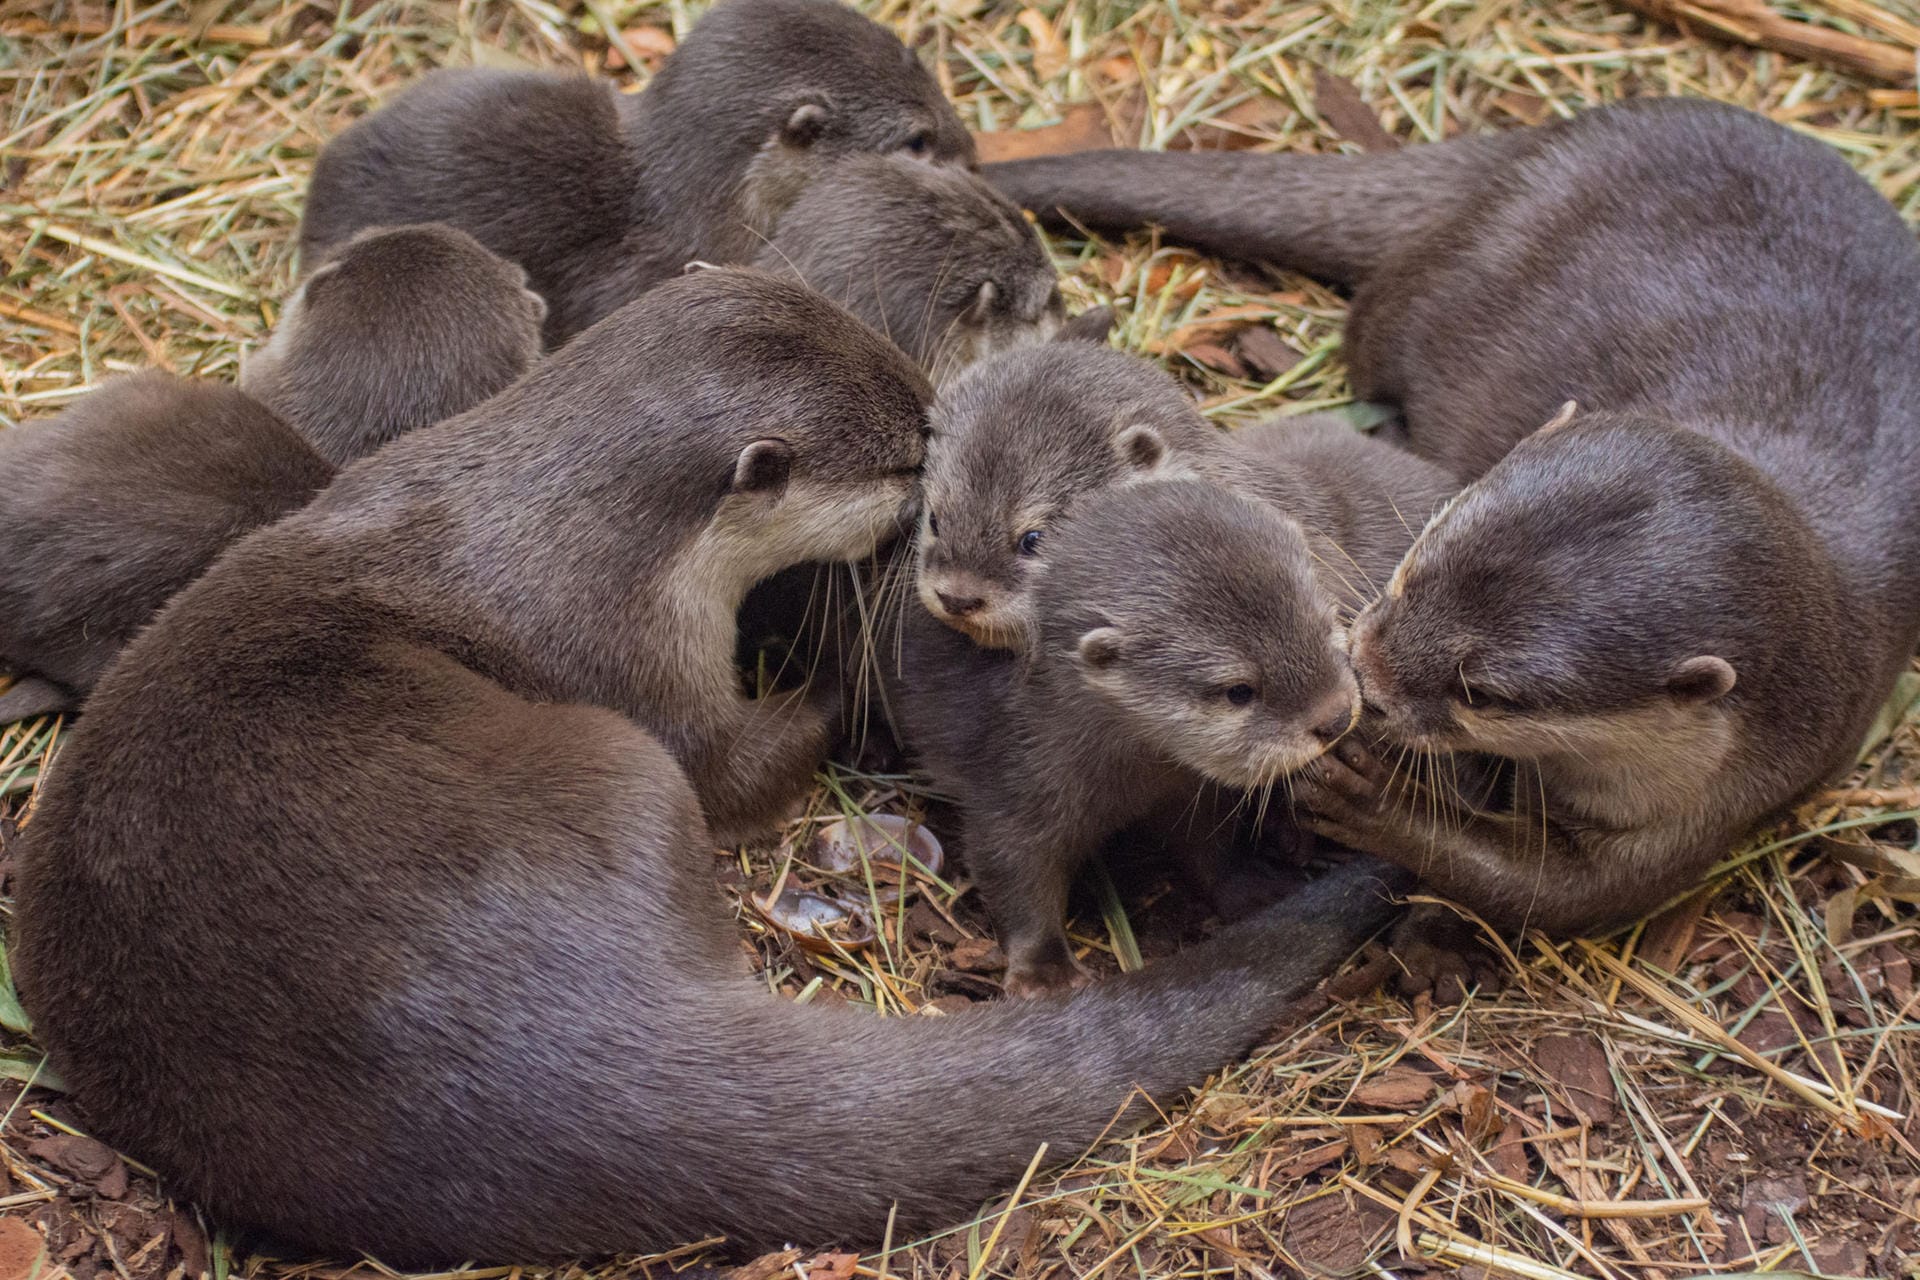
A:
1309 694 1359 743
935 590 985 617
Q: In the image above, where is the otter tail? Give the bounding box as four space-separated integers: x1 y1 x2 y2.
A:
666 857 1407 1255
984 135 1520 286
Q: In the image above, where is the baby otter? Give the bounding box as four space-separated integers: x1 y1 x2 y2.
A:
242 224 545 466
897 371 1454 992
914 343 1242 649
754 153 1066 379
301 0 972 346
0 226 542 726
992 98 1920 939
15 269 1406 1264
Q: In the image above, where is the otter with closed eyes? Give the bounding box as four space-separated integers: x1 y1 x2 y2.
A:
301 0 973 347
990 98 1920 955
15 270 1405 1264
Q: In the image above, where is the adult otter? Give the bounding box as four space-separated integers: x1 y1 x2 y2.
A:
0 226 541 725
15 270 1405 1263
990 99 1920 938
301 0 973 346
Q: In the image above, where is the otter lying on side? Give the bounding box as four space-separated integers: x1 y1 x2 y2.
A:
989 98 1920 939
0 225 542 726
15 270 1406 1264
301 0 973 346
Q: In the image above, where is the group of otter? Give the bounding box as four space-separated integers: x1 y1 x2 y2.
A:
2 0 1915 1264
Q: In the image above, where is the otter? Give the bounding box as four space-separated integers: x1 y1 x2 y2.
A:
300 0 973 347
0 226 542 726
241 224 546 466
991 99 1920 940
753 152 1067 379
14 269 1407 1264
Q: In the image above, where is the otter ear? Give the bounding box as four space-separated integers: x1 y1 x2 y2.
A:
968 280 999 317
1536 399 1580 437
1667 655 1736 703
732 439 792 497
1113 423 1168 473
1055 305 1115 345
1077 626 1124 671
521 289 549 324
780 101 830 148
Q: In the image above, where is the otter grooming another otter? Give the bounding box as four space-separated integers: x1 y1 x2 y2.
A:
0 224 542 726
15 270 1407 1263
988 98 1920 938
300 0 973 346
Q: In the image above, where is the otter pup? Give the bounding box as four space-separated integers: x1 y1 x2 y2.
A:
914 343 1244 649
301 0 972 346
897 480 1364 996
753 152 1066 379
992 99 1920 937
14 269 1407 1264
241 224 545 466
0 226 542 726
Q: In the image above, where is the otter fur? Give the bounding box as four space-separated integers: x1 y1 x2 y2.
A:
301 0 973 346
991 98 1920 937
15 269 1405 1263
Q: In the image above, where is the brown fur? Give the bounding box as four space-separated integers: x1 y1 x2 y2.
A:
0 226 542 726
300 0 973 347
242 224 544 466
989 98 1920 937
14 270 1406 1264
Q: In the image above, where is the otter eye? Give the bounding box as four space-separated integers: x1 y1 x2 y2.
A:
1459 685 1522 714
1221 683 1257 707
1018 529 1042 556
926 512 940 537
902 130 931 156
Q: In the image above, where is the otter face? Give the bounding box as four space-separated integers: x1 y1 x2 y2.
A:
1045 480 1360 789
914 345 1217 648
1355 414 1757 763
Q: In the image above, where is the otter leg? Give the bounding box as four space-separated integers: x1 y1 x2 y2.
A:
0 676 77 725
689 688 837 846
965 813 1094 999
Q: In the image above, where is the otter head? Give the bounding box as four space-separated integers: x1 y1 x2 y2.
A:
630 268 932 583
915 344 1222 648
243 224 546 467
1039 480 1359 788
649 0 974 250
756 154 1074 380
1352 410 1801 773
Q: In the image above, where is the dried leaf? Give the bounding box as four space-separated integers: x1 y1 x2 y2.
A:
1310 66 1400 151
1350 1064 1435 1108
1181 341 1248 378
0 1218 46 1280
973 103 1116 164
949 937 1006 974
1234 326 1299 381
1533 1034 1617 1124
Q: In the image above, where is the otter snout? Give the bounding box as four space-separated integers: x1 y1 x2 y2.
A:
917 567 1025 647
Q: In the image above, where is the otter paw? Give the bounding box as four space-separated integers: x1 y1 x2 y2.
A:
1391 909 1504 1003
1003 951 1092 999
1294 746 1389 843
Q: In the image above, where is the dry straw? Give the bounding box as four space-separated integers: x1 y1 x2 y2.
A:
2 1 1917 1278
